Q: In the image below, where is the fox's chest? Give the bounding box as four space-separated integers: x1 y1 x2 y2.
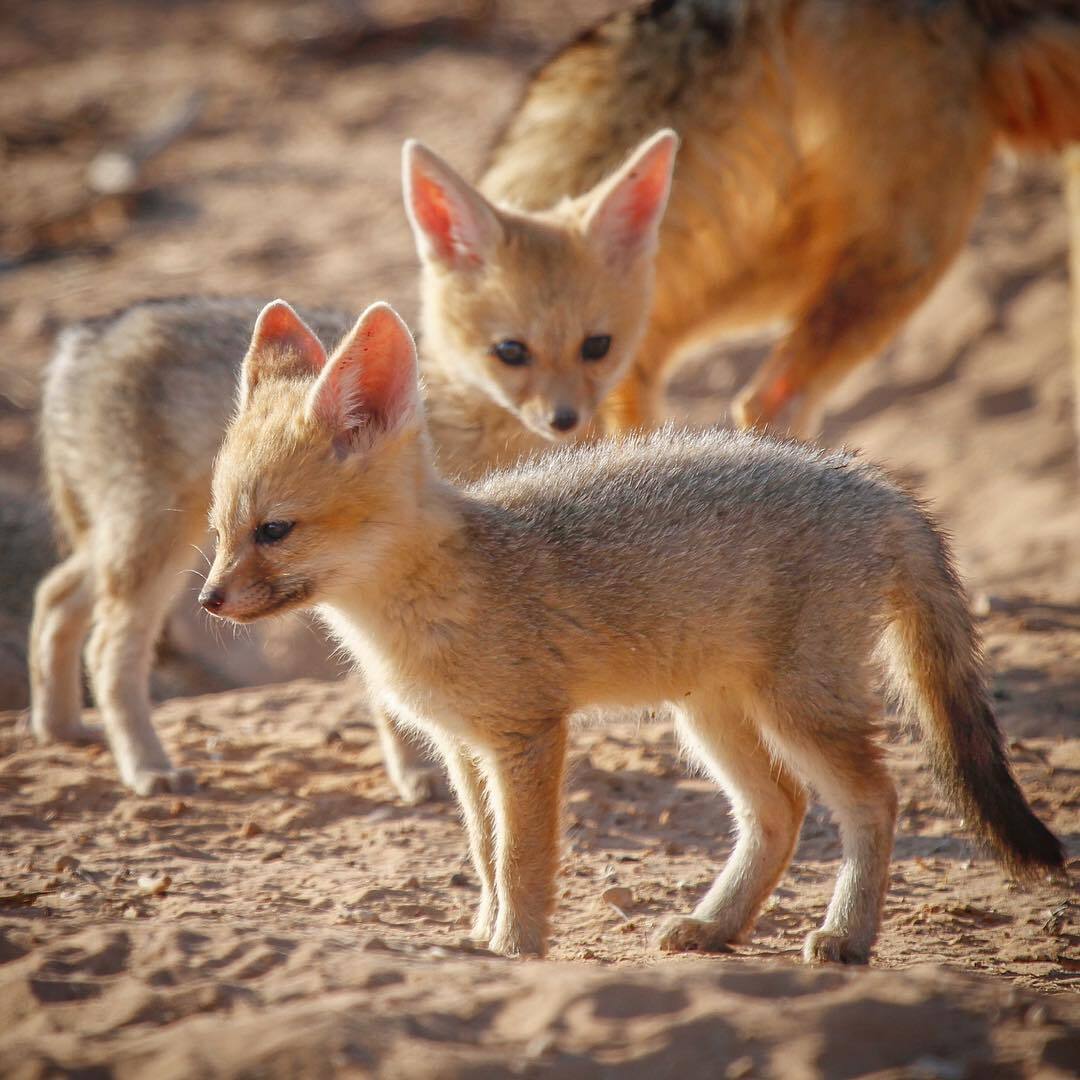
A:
324 608 480 740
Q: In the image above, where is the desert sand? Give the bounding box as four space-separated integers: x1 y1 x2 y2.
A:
0 2 1077 1077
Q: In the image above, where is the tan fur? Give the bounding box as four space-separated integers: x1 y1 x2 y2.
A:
204 302 1062 962
29 134 675 796
482 0 1080 436
1067 144 1080 453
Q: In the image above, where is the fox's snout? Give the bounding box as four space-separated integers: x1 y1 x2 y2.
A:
199 585 226 614
550 405 579 433
197 557 310 623
520 397 588 440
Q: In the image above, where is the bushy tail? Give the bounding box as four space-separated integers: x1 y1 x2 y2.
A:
971 0 1080 152
883 506 1064 879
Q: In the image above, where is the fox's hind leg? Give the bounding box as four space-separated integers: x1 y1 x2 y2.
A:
30 549 97 744
757 694 898 965
657 703 807 954
429 734 498 942
375 707 444 805
84 505 204 796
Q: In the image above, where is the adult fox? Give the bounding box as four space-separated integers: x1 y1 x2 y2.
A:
485 0 1080 435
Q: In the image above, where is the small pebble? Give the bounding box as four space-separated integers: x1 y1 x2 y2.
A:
402 875 420 890
602 885 635 914
55 855 79 873
239 820 263 839
448 871 470 887
137 874 171 897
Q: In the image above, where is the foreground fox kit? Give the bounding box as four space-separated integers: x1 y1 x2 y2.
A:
203 300 1063 962
29 132 676 796
489 0 1080 434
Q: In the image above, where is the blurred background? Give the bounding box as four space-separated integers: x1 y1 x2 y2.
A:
1 0 1076 729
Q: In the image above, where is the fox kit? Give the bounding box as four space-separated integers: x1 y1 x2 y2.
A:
202 300 1063 962
485 0 1080 435
29 132 677 797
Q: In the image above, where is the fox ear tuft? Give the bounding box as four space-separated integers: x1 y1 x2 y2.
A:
584 128 678 266
240 300 327 409
308 302 420 449
402 139 503 268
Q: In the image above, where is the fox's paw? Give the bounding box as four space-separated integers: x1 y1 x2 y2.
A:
803 929 870 966
392 764 445 806
654 916 735 955
30 714 106 747
488 919 547 959
469 895 498 943
128 766 198 798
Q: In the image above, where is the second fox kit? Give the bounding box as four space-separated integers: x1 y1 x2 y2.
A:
203 300 1063 962
29 132 676 796
488 0 1080 435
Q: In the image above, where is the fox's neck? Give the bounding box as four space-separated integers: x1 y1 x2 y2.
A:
419 353 550 482
317 475 485 705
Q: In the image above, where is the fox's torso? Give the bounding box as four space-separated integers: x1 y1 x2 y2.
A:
324 427 907 738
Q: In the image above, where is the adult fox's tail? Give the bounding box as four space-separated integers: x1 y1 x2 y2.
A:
972 0 1080 151
883 505 1064 878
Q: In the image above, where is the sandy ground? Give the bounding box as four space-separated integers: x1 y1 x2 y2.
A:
0 1 1078 1076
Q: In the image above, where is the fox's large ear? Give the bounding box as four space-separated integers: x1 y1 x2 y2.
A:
583 129 678 266
402 139 503 269
240 300 327 410
308 302 420 448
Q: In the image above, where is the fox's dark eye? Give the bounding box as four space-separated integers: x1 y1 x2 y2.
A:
581 334 612 361
255 520 294 545
492 340 530 366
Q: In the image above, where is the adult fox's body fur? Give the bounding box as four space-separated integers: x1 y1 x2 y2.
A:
485 0 1080 434
204 301 1063 962
30 135 677 796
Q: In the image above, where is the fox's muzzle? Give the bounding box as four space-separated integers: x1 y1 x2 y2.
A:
199 586 226 614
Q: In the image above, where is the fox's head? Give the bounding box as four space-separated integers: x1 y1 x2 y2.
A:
405 129 677 440
201 300 427 623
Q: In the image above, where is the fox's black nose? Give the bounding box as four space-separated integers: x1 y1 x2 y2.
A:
551 407 579 432
199 587 226 614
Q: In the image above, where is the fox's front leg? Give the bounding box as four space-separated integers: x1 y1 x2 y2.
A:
482 721 568 958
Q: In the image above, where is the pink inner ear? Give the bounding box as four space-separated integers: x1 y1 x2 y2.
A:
314 305 417 437
619 162 671 235
589 135 676 260
411 171 460 264
252 303 325 374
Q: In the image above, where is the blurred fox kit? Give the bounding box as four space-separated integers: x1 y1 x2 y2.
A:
30 132 677 796
203 300 1062 962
